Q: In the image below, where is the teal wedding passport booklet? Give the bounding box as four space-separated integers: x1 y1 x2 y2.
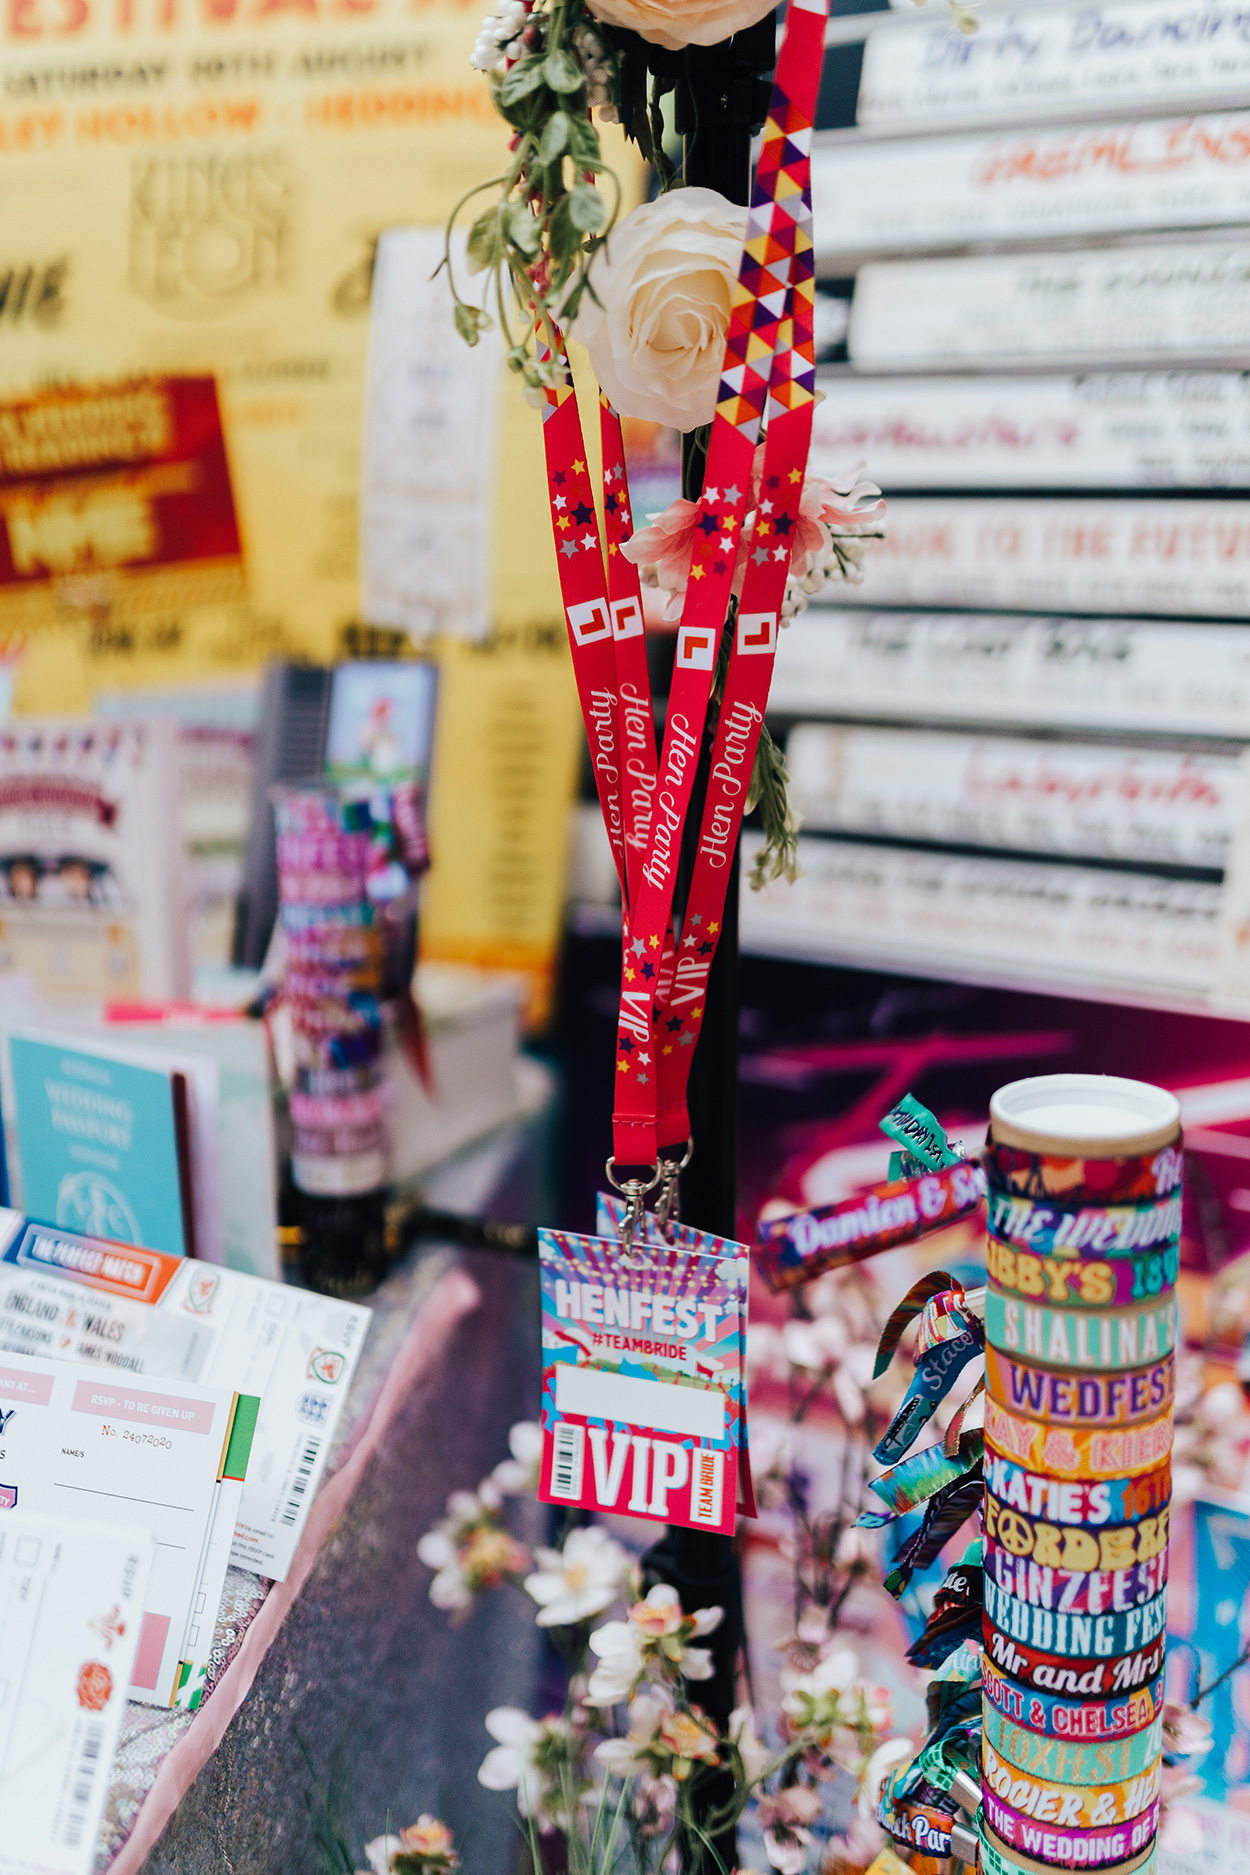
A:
1 1031 191 1256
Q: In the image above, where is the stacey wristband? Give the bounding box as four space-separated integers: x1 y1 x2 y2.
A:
982 1656 1165 1744
983 1706 1164 1787
984 1349 1174 1430
984 1398 1173 1480
984 1577 1168 1661
985 1289 1178 1373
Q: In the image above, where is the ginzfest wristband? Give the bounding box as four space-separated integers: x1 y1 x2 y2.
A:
984 1706 1164 1787
985 1452 1171 1528
981 1787 1161 1865
986 1239 1178 1309
986 1187 1181 1259
985 1493 1170 1573
984 1541 1168 1615
984 1577 1167 1661
982 1655 1165 1744
984 1397 1173 1479
985 1349 1175 1430
983 1137 1183 1205
873 1321 985 1464
983 1616 1167 1699
754 1161 985 1292
980 1816 1159 1875
985 1289 1177 1373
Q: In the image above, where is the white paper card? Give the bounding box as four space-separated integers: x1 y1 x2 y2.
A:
0 1512 153 1875
0 1346 237 1707
0 1224 369 1580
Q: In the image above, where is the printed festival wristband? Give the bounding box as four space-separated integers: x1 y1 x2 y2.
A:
982 1654 1165 1745
986 1238 1178 1308
754 1161 985 1292
985 1492 1170 1574
982 1736 1161 1828
984 1348 1175 1430
986 1187 1181 1259
984 1396 1173 1479
984 1289 1177 1373
980 1815 1160 1875
982 1616 1168 1700
873 1321 985 1464
984 1541 1168 1616
985 1451 1171 1528
865 1430 983 1519
984 1705 1164 1788
984 1576 1168 1662
980 1786 1160 1865
983 1137 1183 1205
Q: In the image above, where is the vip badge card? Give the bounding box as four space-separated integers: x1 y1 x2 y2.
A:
0 1212 370 1579
0 1347 253 1707
0 1512 154 1875
538 1227 746 1535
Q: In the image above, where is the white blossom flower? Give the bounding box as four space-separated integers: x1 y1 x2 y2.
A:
595 1688 675 1775
491 1420 543 1495
633 1772 679 1835
586 1618 645 1705
586 1584 720 1703
478 1707 570 1820
730 1706 771 1785
857 1738 916 1817
524 1525 630 1628
758 1786 823 1874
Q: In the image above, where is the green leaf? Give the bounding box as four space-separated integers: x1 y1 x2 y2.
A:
505 200 543 256
465 208 502 273
567 113 601 165
538 110 572 165
453 301 485 346
498 57 547 105
546 196 580 265
542 46 584 93
568 183 606 234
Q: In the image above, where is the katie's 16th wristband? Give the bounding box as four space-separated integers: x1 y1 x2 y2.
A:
982 1654 1165 1745
984 1541 1168 1614
985 1492 1170 1573
984 1397 1173 1480
980 1814 1160 1875
986 1237 1178 1309
984 1577 1168 1661
983 1616 1168 1700
985 1452 1171 1528
984 1348 1175 1430
984 1704 1164 1787
985 1186 1181 1259
985 1289 1177 1373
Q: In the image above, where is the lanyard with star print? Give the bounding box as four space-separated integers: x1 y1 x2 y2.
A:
611 0 830 1171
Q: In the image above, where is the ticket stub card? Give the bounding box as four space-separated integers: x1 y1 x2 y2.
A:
0 1512 153 1875
538 1226 747 1535
0 1212 370 1579
0 1347 253 1708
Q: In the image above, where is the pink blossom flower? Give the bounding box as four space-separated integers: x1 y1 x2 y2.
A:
758 1785 823 1874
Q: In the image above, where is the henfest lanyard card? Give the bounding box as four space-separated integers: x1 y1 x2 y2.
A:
537 1217 747 1536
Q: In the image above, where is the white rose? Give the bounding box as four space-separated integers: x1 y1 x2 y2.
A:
586 0 776 50
567 187 747 429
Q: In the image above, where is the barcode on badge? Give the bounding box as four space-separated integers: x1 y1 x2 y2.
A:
549 1421 584 1500
280 1436 322 1527
61 1718 105 1848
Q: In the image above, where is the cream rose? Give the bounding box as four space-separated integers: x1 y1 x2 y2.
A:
566 187 747 430
585 0 776 50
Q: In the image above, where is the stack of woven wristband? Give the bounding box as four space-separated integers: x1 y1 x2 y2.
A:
979 1074 1181 1875
274 785 388 1198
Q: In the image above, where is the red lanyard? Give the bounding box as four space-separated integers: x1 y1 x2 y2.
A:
536 0 830 1175
613 0 829 1171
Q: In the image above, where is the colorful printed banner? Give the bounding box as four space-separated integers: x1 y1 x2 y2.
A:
985 1188 1182 1259
984 1454 1172 1528
755 1160 985 1291
985 1291 1178 1372
984 1576 1168 1661
985 1495 1171 1574
982 1654 1165 1743
537 1226 746 1535
984 1350 1175 1430
982 1617 1168 1699
983 1541 1168 1614
984 1699 1164 1786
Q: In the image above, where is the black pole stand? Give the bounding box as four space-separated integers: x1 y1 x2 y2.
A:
640 24 775 1872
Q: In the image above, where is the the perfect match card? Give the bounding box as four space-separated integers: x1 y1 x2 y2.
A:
538 1223 747 1535
0 1212 370 1579
0 1512 154 1875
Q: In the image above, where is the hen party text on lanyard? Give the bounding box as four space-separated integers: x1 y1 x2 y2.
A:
536 0 828 1184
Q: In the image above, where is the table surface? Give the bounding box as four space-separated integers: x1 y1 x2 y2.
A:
93 1117 547 1875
